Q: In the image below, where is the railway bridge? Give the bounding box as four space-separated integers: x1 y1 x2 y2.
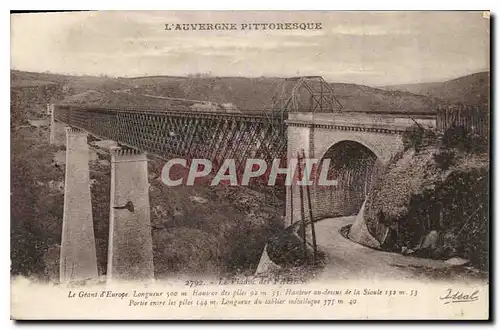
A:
50 76 436 283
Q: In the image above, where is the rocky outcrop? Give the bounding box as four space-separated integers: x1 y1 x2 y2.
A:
255 244 281 275
349 142 489 269
348 199 380 249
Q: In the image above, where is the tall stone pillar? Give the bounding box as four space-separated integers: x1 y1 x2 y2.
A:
286 120 313 226
50 104 66 146
49 104 55 144
60 128 98 283
107 147 154 282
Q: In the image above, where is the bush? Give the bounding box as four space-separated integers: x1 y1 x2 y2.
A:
468 133 489 154
11 148 63 279
364 141 489 270
153 228 222 277
442 126 469 150
441 126 489 154
440 169 489 270
402 125 423 151
266 231 311 267
433 150 456 170
402 124 436 152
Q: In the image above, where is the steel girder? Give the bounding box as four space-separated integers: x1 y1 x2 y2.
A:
54 105 286 174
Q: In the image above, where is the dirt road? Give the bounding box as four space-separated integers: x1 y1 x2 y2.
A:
312 216 486 283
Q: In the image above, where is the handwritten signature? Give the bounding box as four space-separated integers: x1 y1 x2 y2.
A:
439 288 479 305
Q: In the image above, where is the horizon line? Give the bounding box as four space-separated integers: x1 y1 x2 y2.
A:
10 68 490 88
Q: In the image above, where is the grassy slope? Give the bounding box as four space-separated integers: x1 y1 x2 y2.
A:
364 142 489 268
11 70 489 277
120 76 442 113
12 70 441 113
383 71 490 108
10 74 286 279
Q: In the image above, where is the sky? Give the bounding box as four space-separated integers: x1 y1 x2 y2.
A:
10 11 490 86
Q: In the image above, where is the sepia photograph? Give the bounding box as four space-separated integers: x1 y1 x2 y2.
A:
9 10 490 319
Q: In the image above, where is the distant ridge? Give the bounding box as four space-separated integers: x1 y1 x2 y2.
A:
382 71 490 108
11 70 443 113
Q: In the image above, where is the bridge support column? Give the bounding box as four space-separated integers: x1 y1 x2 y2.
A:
107 147 154 282
60 128 98 283
49 104 66 146
286 122 314 226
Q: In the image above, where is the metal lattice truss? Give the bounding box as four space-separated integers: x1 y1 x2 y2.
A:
54 105 286 173
263 76 343 161
54 76 341 174
267 76 342 118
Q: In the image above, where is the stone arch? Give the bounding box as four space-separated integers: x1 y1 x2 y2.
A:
313 129 403 165
312 139 385 220
287 124 404 225
316 137 381 164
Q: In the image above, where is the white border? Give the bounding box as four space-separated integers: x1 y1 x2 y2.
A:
2 1 498 328
3 1 499 10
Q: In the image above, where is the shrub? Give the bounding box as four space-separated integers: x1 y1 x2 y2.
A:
441 126 489 154
442 169 489 270
266 231 311 267
433 150 456 170
468 133 489 154
442 126 469 150
402 125 424 151
153 228 222 277
402 124 436 152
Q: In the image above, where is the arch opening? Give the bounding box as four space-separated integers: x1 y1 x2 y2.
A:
314 140 382 219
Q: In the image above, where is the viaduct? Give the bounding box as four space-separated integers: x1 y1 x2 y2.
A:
48 77 436 283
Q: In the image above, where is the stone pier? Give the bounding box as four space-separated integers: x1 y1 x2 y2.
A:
60 128 98 283
49 104 66 146
107 147 154 282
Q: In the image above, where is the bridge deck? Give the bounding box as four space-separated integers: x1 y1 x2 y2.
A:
53 104 287 169
53 103 436 171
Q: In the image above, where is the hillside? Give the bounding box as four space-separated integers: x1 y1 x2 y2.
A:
10 74 286 280
351 125 489 270
383 72 490 108
11 70 441 113
11 70 128 94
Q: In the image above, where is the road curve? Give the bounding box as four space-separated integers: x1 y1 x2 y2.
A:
312 216 485 283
